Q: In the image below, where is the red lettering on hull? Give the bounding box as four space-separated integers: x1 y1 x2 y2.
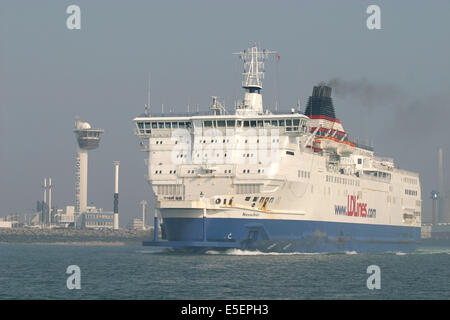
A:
347 195 368 217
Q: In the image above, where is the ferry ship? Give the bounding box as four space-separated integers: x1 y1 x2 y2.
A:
134 45 421 253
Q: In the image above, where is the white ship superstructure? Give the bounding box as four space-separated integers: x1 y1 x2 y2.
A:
134 45 421 252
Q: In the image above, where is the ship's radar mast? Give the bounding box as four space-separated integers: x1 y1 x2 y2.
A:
234 44 275 115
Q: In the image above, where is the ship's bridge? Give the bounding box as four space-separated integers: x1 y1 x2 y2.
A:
134 112 309 137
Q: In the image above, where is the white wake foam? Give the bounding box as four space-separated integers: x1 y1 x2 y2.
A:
414 248 450 255
219 249 325 256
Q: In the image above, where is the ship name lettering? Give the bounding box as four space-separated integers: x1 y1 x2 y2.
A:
334 196 376 218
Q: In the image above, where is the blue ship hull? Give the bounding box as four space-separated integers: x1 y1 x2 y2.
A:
143 217 421 253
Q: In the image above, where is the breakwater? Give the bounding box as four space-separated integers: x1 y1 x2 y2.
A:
0 228 153 245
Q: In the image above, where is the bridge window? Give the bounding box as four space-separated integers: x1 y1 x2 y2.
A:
244 121 250 127
227 120 235 127
204 120 212 127
217 120 225 127
171 122 178 128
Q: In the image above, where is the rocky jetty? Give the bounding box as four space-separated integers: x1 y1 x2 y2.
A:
0 228 154 245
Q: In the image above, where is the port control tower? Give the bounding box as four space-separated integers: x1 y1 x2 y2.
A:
74 118 104 214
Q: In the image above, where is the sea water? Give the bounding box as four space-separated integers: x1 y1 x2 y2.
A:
0 244 449 299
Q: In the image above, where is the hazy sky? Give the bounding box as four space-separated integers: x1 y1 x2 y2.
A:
1 0 449 225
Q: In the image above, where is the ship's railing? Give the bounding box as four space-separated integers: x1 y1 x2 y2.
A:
137 111 216 118
268 109 303 115
136 109 302 119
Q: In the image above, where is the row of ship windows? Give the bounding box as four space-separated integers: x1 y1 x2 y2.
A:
176 153 272 159
402 177 418 185
154 170 177 174
138 122 192 130
138 119 306 130
137 120 307 134
176 153 248 158
153 138 281 145
235 184 261 194
363 170 392 180
298 170 311 179
175 152 280 159
155 169 266 175
215 198 233 205
197 138 280 144
245 196 275 203
196 153 227 158
203 118 307 130
405 189 418 196
199 139 230 143
241 169 266 174
326 175 360 187
155 184 184 196
186 169 233 174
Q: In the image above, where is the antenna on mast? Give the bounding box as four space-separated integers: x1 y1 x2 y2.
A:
233 43 275 90
144 73 151 116
275 54 280 112
233 43 275 114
